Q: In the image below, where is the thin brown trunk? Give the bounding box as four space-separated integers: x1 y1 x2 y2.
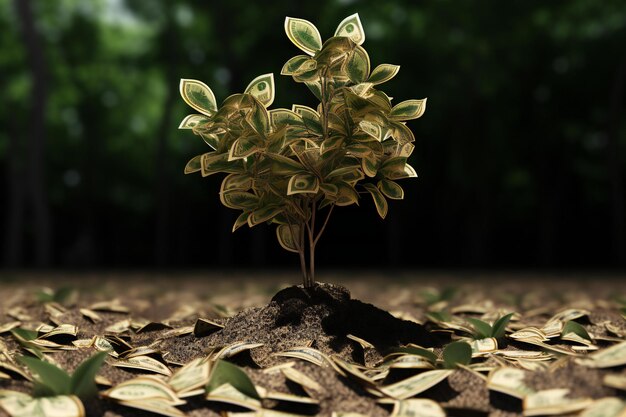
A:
14 0 51 266
607 58 626 264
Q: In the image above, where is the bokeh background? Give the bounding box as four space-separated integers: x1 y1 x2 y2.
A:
1 0 625 271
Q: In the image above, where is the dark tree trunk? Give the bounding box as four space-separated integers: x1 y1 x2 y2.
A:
607 58 625 264
154 11 178 267
13 0 52 267
3 117 25 266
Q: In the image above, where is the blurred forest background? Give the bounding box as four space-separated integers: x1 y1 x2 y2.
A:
1 0 625 271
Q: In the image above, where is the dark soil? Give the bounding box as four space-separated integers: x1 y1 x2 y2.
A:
1 272 625 417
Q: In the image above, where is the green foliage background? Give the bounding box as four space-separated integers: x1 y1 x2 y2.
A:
1 0 625 269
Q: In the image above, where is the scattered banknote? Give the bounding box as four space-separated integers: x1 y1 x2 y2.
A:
0 391 84 417
379 370 453 400
523 389 593 416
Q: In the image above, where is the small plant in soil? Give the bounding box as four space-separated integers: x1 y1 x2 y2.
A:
466 313 514 340
18 352 107 400
179 13 425 287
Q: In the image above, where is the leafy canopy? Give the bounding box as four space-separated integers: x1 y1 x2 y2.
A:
178 13 425 285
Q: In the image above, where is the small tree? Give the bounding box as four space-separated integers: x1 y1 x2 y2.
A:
179 14 426 288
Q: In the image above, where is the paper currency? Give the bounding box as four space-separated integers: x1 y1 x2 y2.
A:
580 397 626 417
391 399 445 417
523 389 592 416
576 341 626 368
281 366 324 393
379 370 453 400
206 383 262 410
168 356 211 397
0 391 84 417
487 367 534 399
108 355 172 376
212 342 264 360
273 347 330 367
193 318 224 337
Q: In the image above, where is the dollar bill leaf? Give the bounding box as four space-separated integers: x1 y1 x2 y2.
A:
378 179 404 200
368 64 400 85
221 173 252 193
267 153 306 175
281 55 317 76
250 206 283 226
184 155 203 175
442 342 472 369
492 313 514 338
207 359 260 400
288 173 320 195
466 318 493 339
362 183 387 219
179 79 218 116
334 13 365 46
284 17 322 56
335 183 360 206
178 114 210 130
18 356 71 397
345 46 370 84
220 191 259 210
270 109 304 129
244 73 275 108
228 136 263 161
362 153 378 178
70 352 107 400
276 224 300 253
232 212 251 232
359 120 384 141
390 99 427 121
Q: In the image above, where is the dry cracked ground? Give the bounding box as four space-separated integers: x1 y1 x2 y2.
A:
0 271 625 417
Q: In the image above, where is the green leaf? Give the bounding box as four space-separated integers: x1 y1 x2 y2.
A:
292 105 323 135
378 179 404 200
70 352 107 399
287 173 320 195
250 206 283 226
244 73 275 108
202 153 243 176
19 356 71 397
359 120 384 142
361 153 378 178
220 174 252 193
267 153 307 175
426 311 452 323
368 64 400 85
562 321 591 341
281 55 317 76
284 17 322 56
442 342 472 369
304 80 322 100
220 191 259 210
362 183 388 219
345 46 370 84
390 99 427 121
334 13 365 46
179 79 217 116
276 224 300 253
11 328 38 342
466 318 492 339
207 359 260 400
491 313 514 338
391 347 437 363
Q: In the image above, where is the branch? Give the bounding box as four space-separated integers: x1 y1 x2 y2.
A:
314 204 335 246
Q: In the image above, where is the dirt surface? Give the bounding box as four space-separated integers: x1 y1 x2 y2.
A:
0 270 625 417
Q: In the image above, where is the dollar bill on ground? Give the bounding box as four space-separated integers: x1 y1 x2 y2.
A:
193 318 224 337
379 369 453 400
105 319 131 334
131 319 172 334
487 367 535 399
102 376 184 405
212 342 264 360
206 383 262 410
603 374 626 391
391 399 446 417
576 341 626 368
523 389 593 416
281 366 324 393
88 299 130 313
256 386 318 405
331 356 376 385
0 322 21 334
159 326 194 339
387 354 435 370
471 338 498 356
0 390 85 417
79 308 102 323
116 398 187 417
580 397 626 417
108 355 172 376
168 356 211 397
272 346 331 367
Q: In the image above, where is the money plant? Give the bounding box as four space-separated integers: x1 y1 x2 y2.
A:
178 14 426 288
